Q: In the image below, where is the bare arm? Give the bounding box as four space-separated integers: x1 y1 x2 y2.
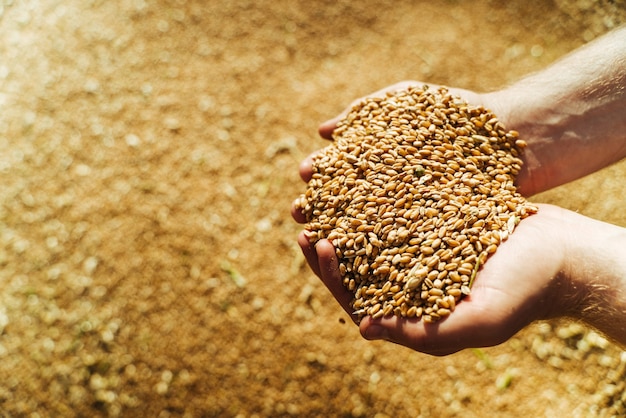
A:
486 25 626 196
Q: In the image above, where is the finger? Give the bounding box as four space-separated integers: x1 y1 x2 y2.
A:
299 152 316 182
358 287 516 356
358 310 472 356
315 239 357 321
294 151 319 224
318 117 341 140
291 200 307 224
357 313 463 356
298 230 321 279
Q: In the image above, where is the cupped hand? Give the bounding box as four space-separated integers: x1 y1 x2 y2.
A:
305 79 611 198
297 205 570 356
293 80 485 195
291 81 572 355
317 81 485 140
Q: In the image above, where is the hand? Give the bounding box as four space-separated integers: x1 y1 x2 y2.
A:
291 81 572 356
316 81 484 140
296 205 573 356
296 81 485 189
302 80 551 196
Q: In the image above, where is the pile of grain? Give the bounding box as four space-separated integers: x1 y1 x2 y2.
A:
295 86 537 323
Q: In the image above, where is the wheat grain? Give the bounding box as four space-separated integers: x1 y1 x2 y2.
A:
295 85 537 322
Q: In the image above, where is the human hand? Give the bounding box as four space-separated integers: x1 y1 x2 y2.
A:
308 73 626 198
302 81 547 197
297 81 484 184
296 204 573 356
316 81 484 140
291 81 571 356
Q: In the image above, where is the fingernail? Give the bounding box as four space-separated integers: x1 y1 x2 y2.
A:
365 325 389 341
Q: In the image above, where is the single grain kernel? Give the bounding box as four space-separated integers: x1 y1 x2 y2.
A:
447 288 462 297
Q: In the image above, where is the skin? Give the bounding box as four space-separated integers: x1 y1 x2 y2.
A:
291 26 626 356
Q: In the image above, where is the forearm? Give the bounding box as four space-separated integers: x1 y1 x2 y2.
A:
485 25 626 196
560 211 626 346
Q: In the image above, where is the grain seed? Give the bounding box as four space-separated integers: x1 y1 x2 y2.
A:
295 85 536 323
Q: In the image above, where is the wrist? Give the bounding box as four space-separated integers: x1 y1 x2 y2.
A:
557 209 626 344
521 205 586 321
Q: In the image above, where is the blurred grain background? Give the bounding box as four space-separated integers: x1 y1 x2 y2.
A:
0 0 625 416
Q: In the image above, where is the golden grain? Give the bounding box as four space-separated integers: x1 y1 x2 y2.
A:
437 308 451 317
295 85 536 323
383 303 394 317
429 288 444 297
446 288 462 297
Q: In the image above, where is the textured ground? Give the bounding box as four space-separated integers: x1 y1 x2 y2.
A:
0 0 625 417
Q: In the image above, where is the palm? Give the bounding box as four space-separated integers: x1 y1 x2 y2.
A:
298 205 567 355
292 81 569 355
